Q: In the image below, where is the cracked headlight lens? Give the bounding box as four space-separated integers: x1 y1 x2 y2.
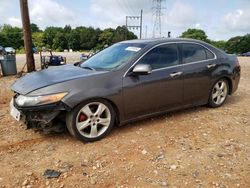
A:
15 92 68 107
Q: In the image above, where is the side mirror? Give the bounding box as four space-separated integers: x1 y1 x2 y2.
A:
132 64 152 76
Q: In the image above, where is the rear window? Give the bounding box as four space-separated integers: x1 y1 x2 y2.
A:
182 43 215 63
206 49 215 59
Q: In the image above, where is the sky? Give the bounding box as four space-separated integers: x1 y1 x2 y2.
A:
0 0 250 41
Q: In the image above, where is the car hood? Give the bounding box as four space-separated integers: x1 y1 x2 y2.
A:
11 65 107 95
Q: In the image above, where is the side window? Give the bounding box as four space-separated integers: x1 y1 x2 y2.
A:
182 43 206 63
205 49 215 59
137 44 179 70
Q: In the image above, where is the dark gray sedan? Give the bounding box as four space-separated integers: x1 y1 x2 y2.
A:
10 38 241 142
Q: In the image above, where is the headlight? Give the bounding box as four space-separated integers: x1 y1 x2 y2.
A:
15 92 68 107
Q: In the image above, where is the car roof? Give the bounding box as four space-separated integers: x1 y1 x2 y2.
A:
120 38 206 45
120 37 227 58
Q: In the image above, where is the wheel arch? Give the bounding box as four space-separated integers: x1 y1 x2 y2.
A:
71 97 120 125
210 76 233 96
216 76 233 95
223 76 233 95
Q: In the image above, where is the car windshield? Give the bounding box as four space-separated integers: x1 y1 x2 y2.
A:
81 43 146 71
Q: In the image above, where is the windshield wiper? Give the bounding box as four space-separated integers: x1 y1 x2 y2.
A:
81 66 96 71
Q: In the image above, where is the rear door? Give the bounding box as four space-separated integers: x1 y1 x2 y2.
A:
122 43 183 120
180 43 217 104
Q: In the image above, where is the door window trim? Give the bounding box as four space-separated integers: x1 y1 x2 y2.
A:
123 41 217 77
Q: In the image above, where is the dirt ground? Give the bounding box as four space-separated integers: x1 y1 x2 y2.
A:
0 56 249 188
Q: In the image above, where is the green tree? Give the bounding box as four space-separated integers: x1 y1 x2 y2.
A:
225 34 250 54
43 27 64 49
112 26 137 43
181 28 209 42
52 32 68 51
98 28 114 47
0 23 138 52
30 23 41 33
210 40 227 50
225 36 243 54
68 29 81 50
0 24 23 49
32 32 45 50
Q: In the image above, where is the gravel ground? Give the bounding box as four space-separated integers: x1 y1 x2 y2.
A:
0 57 249 188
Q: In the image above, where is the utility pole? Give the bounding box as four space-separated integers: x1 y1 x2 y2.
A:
125 9 143 39
152 0 166 38
140 9 143 39
20 0 35 72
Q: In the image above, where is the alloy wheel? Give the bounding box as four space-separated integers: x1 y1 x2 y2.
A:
212 80 228 105
75 102 111 138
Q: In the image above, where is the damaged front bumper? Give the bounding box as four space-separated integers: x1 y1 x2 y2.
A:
10 97 71 133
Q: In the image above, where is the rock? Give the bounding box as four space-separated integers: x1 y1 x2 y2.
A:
156 154 165 160
195 179 201 183
58 162 73 173
217 153 224 158
26 172 33 176
43 169 61 179
62 173 68 179
47 145 55 152
83 172 88 176
153 170 158 175
60 184 64 188
192 171 199 178
170 165 177 170
142 149 147 155
26 185 32 188
162 182 168 187
90 178 96 185
22 179 28 186
203 133 208 137
45 180 50 186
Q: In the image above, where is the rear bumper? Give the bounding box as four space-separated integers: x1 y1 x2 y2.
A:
231 66 241 94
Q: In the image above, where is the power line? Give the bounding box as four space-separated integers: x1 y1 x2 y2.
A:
152 0 166 38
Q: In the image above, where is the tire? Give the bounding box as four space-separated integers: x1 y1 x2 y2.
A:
66 99 116 142
208 79 229 108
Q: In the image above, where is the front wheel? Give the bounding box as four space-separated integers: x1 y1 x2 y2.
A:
208 79 229 108
66 99 115 142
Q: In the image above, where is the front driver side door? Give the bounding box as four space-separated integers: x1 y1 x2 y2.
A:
122 43 184 121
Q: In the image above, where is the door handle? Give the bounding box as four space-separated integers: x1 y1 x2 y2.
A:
207 64 216 69
170 72 183 78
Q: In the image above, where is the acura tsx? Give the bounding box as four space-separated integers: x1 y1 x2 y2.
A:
10 38 241 142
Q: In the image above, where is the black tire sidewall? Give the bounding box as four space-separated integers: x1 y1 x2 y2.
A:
66 99 116 142
209 79 229 108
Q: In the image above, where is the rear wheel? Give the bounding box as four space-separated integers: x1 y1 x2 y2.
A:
66 99 115 142
208 79 229 108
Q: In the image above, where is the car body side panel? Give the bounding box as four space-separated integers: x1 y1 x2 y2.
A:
122 66 183 120
182 59 218 105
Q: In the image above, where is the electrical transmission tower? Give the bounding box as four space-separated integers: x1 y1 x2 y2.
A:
152 0 165 38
